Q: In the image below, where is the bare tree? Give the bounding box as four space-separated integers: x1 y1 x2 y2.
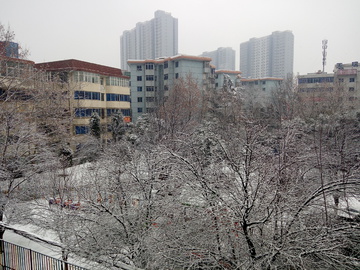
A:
0 23 72 243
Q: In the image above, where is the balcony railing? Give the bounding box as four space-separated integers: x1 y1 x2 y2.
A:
0 240 88 270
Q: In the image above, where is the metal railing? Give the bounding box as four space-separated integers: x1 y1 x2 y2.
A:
0 240 88 270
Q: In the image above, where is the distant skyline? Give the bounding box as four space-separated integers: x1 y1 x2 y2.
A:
1 0 359 75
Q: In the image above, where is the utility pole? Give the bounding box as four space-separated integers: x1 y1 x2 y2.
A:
322 39 328 73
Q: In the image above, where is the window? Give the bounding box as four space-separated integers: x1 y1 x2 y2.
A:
137 97 143 102
107 108 130 117
75 126 89 135
73 71 99 84
75 108 102 118
164 74 168 80
106 77 128 86
262 88 266 91
146 97 155 102
74 91 101 100
138 107 143 113
146 75 154 81
164 85 169 91
164 61 168 69
350 78 355 82
339 78 344 82
262 81 266 85
145 63 154 70
106 109 118 117
137 86 143 92
137 65 142 71
175 61 179 68
121 109 131 116
175 73 179 79
349 87 355 91
106 93 130 101
137 76 142 81
146 86 154 91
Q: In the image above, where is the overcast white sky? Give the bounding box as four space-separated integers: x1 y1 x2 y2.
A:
1 0 359 74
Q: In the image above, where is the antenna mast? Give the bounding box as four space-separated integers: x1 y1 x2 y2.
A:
322 39 328 73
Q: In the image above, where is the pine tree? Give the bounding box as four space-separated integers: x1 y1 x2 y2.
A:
89 112 101 139
111 111 126 142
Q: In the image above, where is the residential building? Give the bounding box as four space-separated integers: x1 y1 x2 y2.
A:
240 31 294 78
334 62 359 104
214 70 242 90
201 47 236 71
128 55 214 122
240 77 283 107
120 10 178 70
35 59 131 144
297 61 360 113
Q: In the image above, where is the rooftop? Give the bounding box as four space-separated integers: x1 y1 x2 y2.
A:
128 54 212 64
241 77 283 82
215 70 242 74
35 59 128 78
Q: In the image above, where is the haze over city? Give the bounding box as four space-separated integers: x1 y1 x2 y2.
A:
1 0 359 74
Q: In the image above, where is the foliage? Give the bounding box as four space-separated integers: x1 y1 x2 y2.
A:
89 112 101 139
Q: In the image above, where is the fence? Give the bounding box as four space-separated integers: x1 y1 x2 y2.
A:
0 240 88 270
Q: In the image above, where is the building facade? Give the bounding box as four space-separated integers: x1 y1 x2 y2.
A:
214 70 242 90
120 10 178 70
128 55 214 122
201 47 236 71
240 77 283 107
35 59 131 144
298 61 360 112
240 31 294 79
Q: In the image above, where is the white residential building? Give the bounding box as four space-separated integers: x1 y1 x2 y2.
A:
240 31 294 79
201 47 236 71
120 10 178 70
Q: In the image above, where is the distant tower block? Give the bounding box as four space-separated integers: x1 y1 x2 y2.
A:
322 39 328 73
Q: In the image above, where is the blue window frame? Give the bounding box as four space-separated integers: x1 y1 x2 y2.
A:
121 109 131 116
74 91 100 100
75 108 101 118
75 126 89 134
106 94 130 102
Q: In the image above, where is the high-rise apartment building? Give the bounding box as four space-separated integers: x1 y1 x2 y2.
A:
201 47 236 71
240 31 294 78
120 10 178 70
